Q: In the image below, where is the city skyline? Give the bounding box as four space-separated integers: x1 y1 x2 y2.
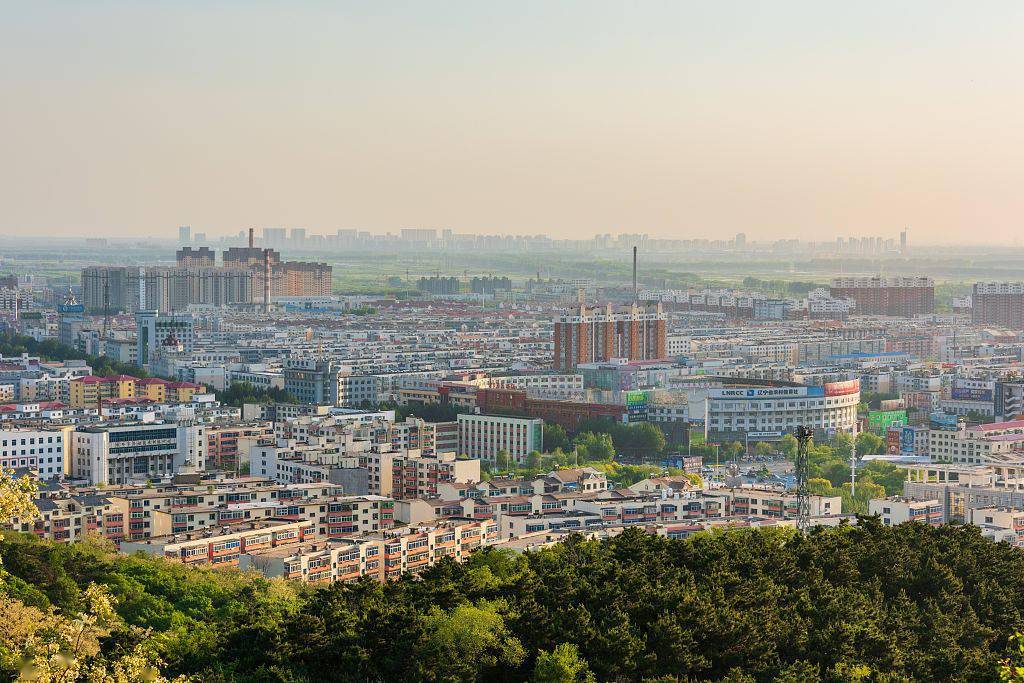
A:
4 2 1024 244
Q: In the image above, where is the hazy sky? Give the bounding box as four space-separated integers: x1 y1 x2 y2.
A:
3 2 1024 244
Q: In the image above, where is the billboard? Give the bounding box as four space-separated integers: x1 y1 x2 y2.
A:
625 390 649 422
824 379 860 397
868 409 908 434
950 387 993 402
886 427 901 454
711 386 810 399
900 426 917 454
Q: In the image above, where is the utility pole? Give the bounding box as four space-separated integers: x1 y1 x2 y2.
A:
850 437 857 498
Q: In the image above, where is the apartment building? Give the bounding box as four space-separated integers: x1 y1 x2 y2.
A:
902 463 1024 522
868 497 943 526
971 283 1024 329
69 375 202 408
206 423 274 471
829 277 934 317
239 518 498 583
121 518 316 567
702 487 841 518
0 426 69 479
553 303 667 371
970 507 1024 546
928 419 1024 464
385 450 481 499
10 494 128 543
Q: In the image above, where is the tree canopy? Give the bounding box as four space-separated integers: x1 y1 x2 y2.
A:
3 519 1024 681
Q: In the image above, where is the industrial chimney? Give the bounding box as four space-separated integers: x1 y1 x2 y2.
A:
248 227 254 249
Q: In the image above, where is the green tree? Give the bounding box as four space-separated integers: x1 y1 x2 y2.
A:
495 449 511 471
753 442 774 457
855 432 886 457
534 643 595 683
572 432 615 462
831 432 854 459
420 600 525 682
543 423 570 452
526 450 543 471
778 434 799 460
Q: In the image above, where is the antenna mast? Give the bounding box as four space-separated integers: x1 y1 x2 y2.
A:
794 425 813 530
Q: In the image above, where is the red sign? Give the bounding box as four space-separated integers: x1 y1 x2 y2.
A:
824 379 860 396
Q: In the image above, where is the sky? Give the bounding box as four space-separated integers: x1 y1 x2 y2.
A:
2 1 1024 244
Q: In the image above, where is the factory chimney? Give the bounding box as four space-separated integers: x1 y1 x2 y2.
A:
248 228 254 249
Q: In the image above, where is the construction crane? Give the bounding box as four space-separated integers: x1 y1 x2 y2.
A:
793 425 813 531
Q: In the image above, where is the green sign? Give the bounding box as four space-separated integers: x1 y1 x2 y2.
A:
625 390 649 406
868 410 907 434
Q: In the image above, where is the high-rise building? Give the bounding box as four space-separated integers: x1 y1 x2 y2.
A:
552 303 667 371
972 283 1024 329
135 310 195 367
263 227 287 246
178 225 191 243
223 246 331 302
734 233 746 249
417 276 460 296
829 277 934 317
176 246 215 267
83 266 254 313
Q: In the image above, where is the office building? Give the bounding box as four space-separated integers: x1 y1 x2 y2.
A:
70 422 206 486
553 303 667 371
704 379 860 444
457 414 543 464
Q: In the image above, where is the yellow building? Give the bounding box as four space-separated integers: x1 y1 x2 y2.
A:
69 375 137 408
68 376 202 408
136 378 168 402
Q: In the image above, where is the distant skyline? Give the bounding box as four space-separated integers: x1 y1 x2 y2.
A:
3 2 1024 245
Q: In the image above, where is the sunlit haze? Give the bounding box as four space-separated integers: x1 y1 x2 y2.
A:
3 1 1024 243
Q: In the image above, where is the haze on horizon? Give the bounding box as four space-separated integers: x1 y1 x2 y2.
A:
2 1 1023 245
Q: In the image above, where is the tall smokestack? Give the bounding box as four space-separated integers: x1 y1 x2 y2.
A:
632 246 637 302
248 228 254 249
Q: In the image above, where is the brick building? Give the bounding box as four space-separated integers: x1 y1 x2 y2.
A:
552 303 666 371
829 277 934 317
